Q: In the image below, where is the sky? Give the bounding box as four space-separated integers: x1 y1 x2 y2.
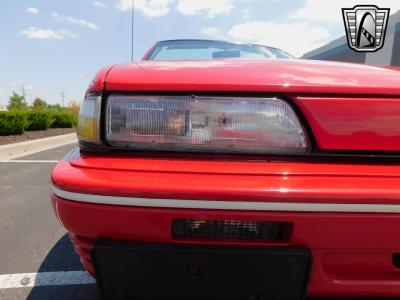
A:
1 0 400 106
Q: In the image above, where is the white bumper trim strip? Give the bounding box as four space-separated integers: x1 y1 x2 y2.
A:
52 186 400 213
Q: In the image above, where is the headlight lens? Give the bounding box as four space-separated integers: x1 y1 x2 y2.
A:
77 95 100 143
105 95 309 154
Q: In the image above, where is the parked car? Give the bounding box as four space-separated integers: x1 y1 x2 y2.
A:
51 39 400 299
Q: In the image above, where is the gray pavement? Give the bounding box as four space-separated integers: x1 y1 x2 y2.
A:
0 143 396 300
0 144 100 300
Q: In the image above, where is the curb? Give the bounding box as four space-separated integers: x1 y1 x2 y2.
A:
0 133 77 160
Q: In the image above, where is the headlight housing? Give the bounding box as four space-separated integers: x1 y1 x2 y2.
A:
104 95 309 154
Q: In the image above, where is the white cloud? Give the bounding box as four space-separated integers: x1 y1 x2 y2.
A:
26 7 39 14
228 21 330 57
116 0 174 17
21 27 77 40
177 0 233 18
8 83 34 90
93 1 110 9
52 12 98 30
59 30 79 39
242 9 252 20
290 0 400 24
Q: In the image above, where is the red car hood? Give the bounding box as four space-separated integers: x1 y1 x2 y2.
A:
104 59 400 96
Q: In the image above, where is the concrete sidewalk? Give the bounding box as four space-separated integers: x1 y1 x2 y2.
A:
0 133 77 160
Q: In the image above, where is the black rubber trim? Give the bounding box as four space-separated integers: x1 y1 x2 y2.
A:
92 240 312 300
393 253 400 269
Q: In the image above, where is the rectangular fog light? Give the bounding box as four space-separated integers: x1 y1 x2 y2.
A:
172 219 291 241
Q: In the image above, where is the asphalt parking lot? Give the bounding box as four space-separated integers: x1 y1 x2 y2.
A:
0 143 397 300
0 144 100 300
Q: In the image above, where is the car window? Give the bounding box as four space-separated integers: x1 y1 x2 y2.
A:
146 40 294 61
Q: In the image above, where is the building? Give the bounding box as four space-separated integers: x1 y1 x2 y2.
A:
302 10 400 66
0 105 7 111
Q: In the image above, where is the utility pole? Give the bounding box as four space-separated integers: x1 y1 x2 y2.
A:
21 85 26 104
131 0 134 62
61 90 65 107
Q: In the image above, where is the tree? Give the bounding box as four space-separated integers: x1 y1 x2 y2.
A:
47 103 66 112
7 92 27 111
33 98 47 110
68 100 80 114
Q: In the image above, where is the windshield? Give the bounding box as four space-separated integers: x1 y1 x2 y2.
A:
145 40 294 61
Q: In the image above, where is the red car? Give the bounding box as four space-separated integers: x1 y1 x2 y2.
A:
51 39 400 299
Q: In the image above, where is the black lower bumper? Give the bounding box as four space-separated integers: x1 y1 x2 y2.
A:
92 240 311 300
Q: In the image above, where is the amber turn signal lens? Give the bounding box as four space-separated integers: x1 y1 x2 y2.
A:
77 95 100 143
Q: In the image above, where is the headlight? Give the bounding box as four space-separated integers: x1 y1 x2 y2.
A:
105 95 309 154
77 94 101 144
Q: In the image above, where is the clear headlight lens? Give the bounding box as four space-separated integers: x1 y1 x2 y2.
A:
77 95 100 143
105 95 309 154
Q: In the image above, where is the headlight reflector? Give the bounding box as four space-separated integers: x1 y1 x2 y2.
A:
105 95 309 154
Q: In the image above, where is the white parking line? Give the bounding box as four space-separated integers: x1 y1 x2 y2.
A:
0 271 95 289
0 160 58 163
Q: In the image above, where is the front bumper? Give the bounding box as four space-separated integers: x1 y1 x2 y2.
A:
51 148 400 297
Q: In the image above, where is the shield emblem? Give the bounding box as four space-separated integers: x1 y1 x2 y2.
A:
342 5 390 52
